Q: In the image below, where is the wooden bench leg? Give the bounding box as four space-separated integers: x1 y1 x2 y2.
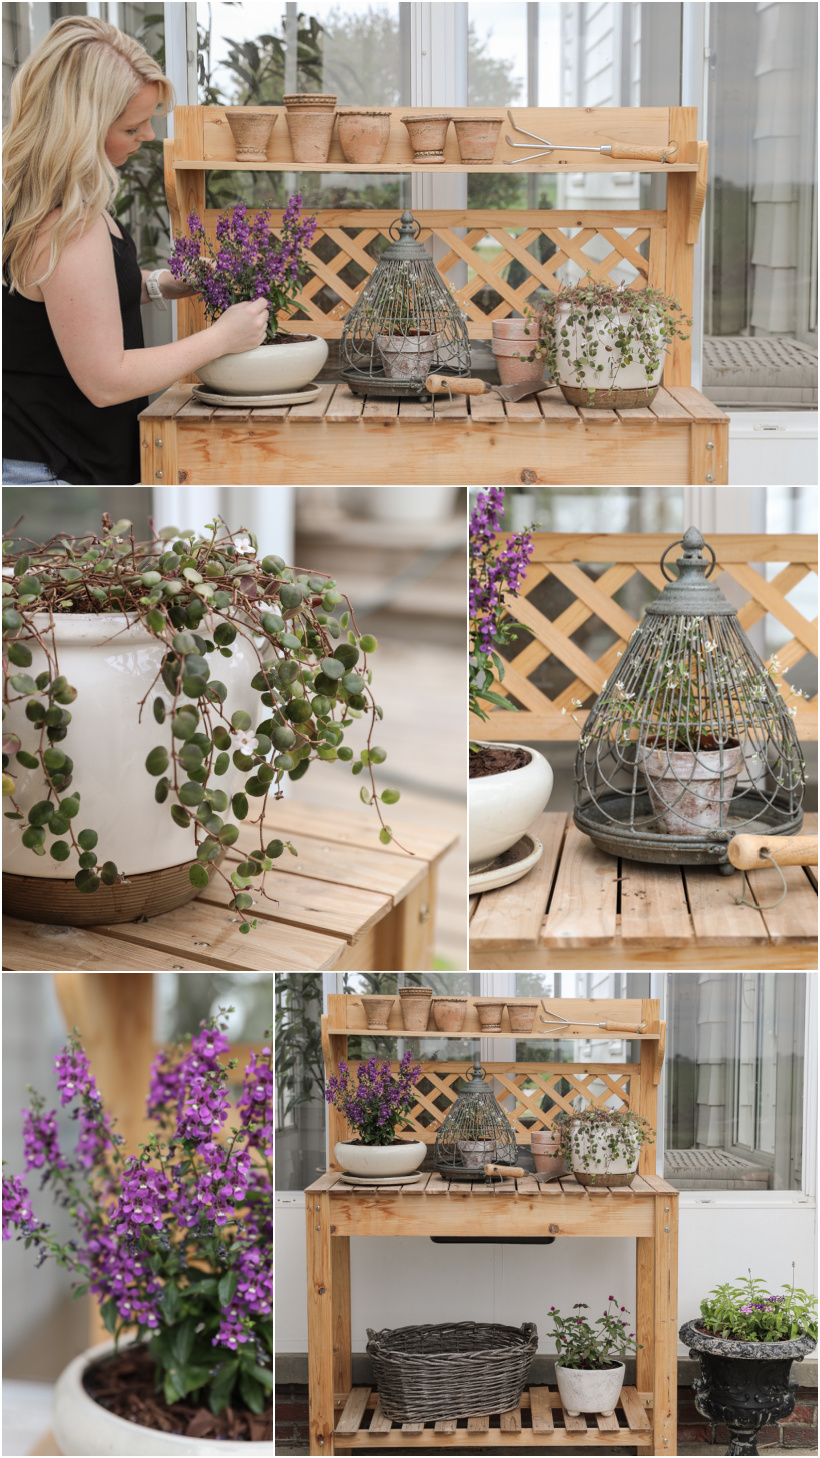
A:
306 1192 335 1453
690 419 729 484
374 869 437 970
653 1194 679 1454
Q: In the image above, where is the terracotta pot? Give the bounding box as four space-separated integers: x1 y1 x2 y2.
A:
475 998 506 1032
360 994 395 1030
53 1340 271 1455
196 333 328 396
453 117 502 163
284 93 337 163
334 1139 426 1177
553 300 666 407
469 741 553 870
533 1150 565 1176
530 1129 561 1150
225 109 276 161
556 1361 625 1418
638 743 743 836
398 986 434 1032
376 330 437 380
337 109 391 164
458 1138 499 1169
432 996 468 1033
401 113 452 164
491 317 545 388
507 1000 540 1033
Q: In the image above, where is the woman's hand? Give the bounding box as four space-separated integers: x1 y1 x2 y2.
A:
212 298 270 354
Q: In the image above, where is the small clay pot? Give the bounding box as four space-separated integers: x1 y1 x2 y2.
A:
284 93 337 164
533 1151 565 1176
491 317 545 388
398 986 434 1032
453 116 502 163
225 109 277 162
376 330 437 381
530 1128 561 1150
337 109 391 165
360 995 395 1030
432 996 468 1033
507 999 540 1033
401 113 452 164
475 998 506 1032
458 1139 498 1169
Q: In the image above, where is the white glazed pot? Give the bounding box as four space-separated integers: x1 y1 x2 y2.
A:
3 614 258 881
196 332 328 395
568 1121 640 1187
334 1139 427 1176
53 1340 271 1456
638 743 743 835
554 302 666 406
469 742 553 869
555 1361 625 1417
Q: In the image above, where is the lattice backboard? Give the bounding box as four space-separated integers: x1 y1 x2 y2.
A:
470 532 818 743
340 1062 637 1145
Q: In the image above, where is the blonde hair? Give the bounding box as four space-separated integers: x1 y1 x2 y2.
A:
3 16 174 294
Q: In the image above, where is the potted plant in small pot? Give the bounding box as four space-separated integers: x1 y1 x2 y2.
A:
548 1296 641 1416
374 270 438 381
325 1051 426 1177
469 488 552 871
525 276 692 408
2 1008 272 1454
554 1106 654 1187
680 1267 817 1457
3 516 400 930
167 195 327 398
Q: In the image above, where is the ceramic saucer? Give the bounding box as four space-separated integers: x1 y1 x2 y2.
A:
191 380 323 408
469 832 543 894
336 1171 426 1187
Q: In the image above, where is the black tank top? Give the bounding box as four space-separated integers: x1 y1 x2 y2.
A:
3 214 147 484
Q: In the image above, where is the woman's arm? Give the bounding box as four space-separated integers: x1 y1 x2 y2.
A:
40 217 267 408
138 268 198 307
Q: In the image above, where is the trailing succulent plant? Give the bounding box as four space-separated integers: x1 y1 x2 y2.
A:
2 515 400 933
554 1105 655 1182
521 276 692 405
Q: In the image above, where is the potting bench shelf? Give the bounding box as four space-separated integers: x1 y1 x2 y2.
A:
306 995 677 1455
155 104 720 484
334 1382 654 1446
140 383 726 485
470 811 819 971
1 804 456 972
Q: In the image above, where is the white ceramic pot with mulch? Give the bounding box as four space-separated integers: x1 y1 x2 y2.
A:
468 741 553 870
53 1340 271 1456
195 330 328 396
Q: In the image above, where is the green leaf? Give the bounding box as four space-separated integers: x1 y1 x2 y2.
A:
7 640 33 667
164 1370 185 1404
218 823 240 845
12 555 31 577
9 673 38 695
28 800 55 827
239 1369 265 1414
231 709 252 732
381 788 400 804
74 869 100 894
161 1281 182 1322
231 792 248 820
100 861 118 885
319 656 345 680
170 804 191 828
101 1297 118 1335
207 1358 239 1415
179 780 205 807
218 1270 239 1308
183 567 203 584
145 746 169 776
77 828 98 851
50 840 71 861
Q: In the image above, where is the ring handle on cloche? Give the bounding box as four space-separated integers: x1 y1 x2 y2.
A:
659 529 717 581
389 209 422 242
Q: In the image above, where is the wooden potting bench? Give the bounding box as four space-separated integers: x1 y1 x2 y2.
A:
1 804 456 972
141 104 724 484
305 994 678 1454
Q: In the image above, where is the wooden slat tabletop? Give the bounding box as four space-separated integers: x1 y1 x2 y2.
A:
3 805 458 973
470 812 818 969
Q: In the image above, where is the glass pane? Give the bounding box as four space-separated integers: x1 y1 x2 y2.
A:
2 487 153 552
275 973 325 1191
703 2 818 408
341 973 479 1063
664 972 805 1191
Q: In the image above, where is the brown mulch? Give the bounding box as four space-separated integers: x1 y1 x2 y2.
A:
469 744 531 779
82 1342 272 1443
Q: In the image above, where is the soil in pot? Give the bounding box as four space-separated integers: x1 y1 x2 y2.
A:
469 745 531 779
82 1343 272 1442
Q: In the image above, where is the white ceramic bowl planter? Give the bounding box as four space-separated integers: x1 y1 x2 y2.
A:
53 1341 271 1457
555 1361 626 1418
554 301 666 408
196 332 328 395
3 614 259 923
469 742 553 870
334 1140 427 1177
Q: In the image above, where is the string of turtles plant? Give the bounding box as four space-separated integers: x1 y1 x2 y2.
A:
2 515 401 934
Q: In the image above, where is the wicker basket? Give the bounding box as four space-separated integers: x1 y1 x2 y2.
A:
365 1320 538 1422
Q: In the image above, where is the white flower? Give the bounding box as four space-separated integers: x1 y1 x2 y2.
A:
561 707 567 715
788 706 797 718
704 641 716 653
615 680 625 691
234 729 257 755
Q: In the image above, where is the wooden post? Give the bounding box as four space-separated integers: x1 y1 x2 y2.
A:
653 1190 679 1454
665 106 699 387
323 998 351 1168
638 1001 660 1174
636 1233 655 1397
306 1191 336 1455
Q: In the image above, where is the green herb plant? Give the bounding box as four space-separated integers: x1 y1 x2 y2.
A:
553 1106 655 1185
698 1267 818 1344
2 516 401 933
548 1296 642 1370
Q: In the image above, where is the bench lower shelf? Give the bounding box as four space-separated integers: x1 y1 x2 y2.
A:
334 1385 654 1448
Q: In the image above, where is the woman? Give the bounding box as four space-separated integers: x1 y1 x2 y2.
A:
2 16 267 485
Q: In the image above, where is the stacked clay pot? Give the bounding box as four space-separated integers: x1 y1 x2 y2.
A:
284 94 337 163
491 317 545 388
398 986 434 1032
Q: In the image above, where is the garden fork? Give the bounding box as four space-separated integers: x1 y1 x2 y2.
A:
504 111 679 165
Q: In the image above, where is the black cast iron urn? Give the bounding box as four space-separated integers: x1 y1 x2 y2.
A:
680 1320 816 1455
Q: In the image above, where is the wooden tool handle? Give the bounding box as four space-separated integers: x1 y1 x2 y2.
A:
728 834 818 870
603 1019 648 1033
484 1164 527 1178
425 375 488 396
607 142 678 162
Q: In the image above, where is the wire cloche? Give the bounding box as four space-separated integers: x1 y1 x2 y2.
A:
573 528 805 872
340 209 471 398
434 1063 518 1180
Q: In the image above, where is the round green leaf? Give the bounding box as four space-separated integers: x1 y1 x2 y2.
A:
212 725 232 751
334 643 360 669
77 828 98 851
279 583 303 610
178 780 205 807
218 823 240 845
231 709 252 732
369 746 387 764
22 825 46 849
28 800 55 827
286 699 313 724
2 608 23 635
232 792 248 820
74 870 100 894
262 554 285 575
213 622 237 646
261 612 284 635
145 746 170 776
170 804 191 828
155 777 170 804
43 747 66 771
359 634 378 653
12 555 31 577
278 660 300 685
147 609 166 633
7 641 33 668
100 861 118 885
172 631 198 655
9 673 38 695
50 840 71 861
189 863 210 888
48 812 70 834
78 850 97 869
153 698 166 724
265 839 284 859
319 657 345 680
214 751 230 776
209 789 228 813
381 788 401 804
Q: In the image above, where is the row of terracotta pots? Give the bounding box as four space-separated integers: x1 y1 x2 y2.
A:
359 992 543 1035
224 102 503 165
